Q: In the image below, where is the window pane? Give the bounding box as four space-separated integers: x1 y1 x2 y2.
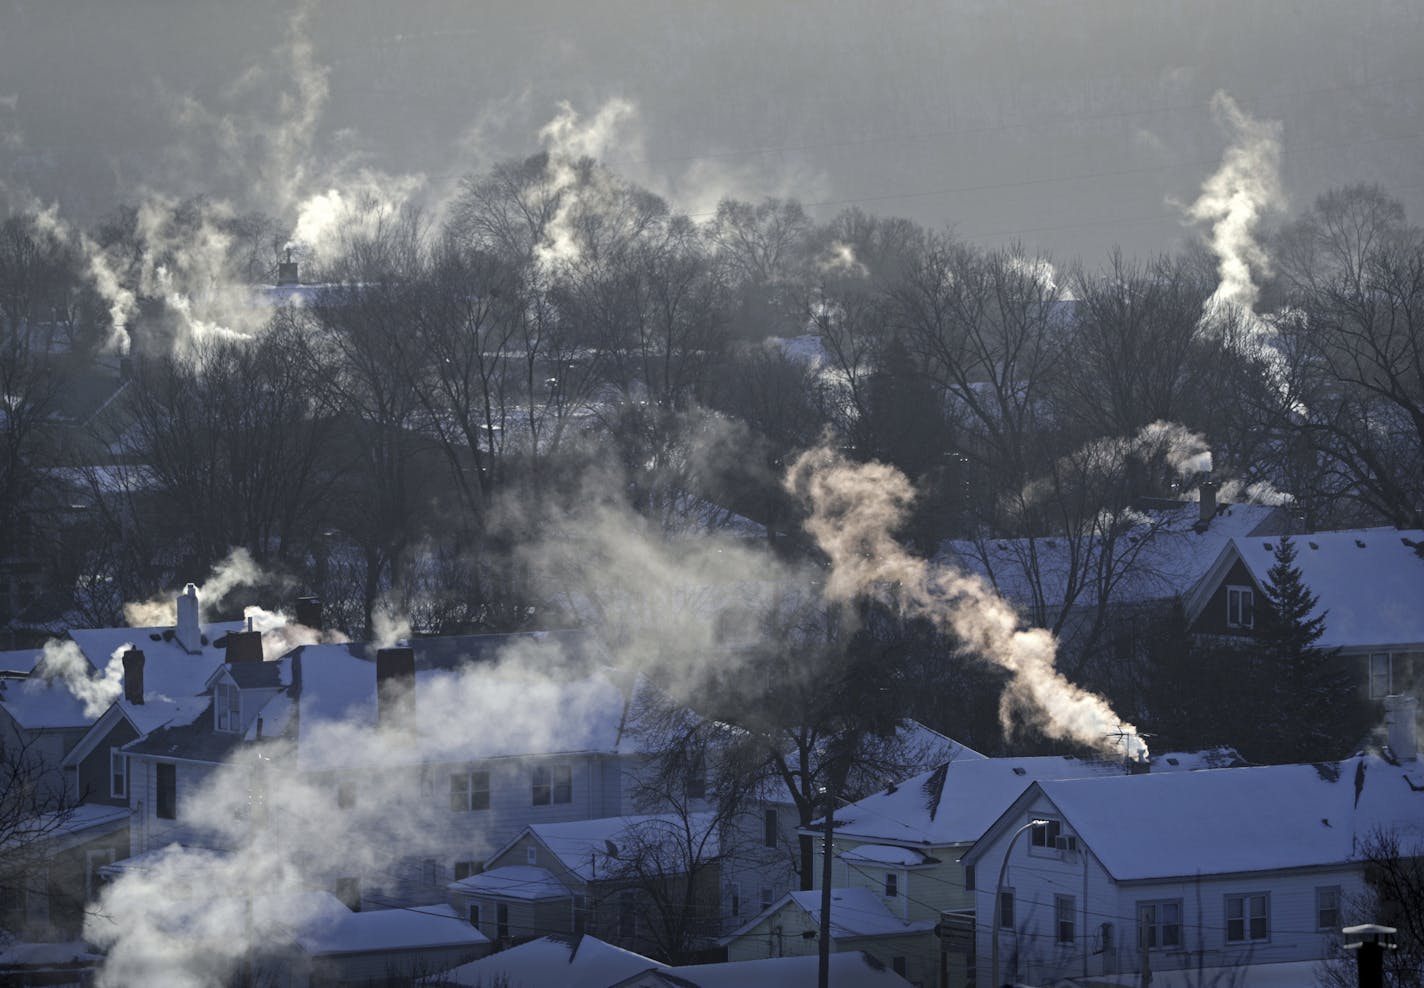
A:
471 771 490 810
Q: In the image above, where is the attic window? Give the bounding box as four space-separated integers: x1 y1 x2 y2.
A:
1012 767 1026 776
1355 539 1366 548
1309 542 1319 550
1263 543 1275 552
1166 757 1179 766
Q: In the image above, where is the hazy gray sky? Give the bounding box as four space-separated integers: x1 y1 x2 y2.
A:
3 0 1421 263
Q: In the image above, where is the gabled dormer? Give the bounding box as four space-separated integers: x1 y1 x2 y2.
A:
204 633 289 735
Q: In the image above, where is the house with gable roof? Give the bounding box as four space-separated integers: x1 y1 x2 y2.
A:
721 748 1239 987
447 812 722 958
957 701 1424 987
1183 528 1424 702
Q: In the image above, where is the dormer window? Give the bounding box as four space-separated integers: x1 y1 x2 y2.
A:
215 682 240 732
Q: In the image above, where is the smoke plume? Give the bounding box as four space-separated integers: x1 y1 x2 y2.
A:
786 446 1149 760
1184 92 1284 314
123 548 273 628
31 640 134 719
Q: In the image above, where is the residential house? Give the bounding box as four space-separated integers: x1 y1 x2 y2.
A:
958 704 1424 987
1183 528 1424 702
447 813 721 958
722 748 1240 988
942 494 1292 685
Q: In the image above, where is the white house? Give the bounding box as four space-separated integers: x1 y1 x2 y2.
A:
958 711 1424 987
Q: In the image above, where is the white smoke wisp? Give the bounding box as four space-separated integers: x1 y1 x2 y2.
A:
84 640 635 986
1136 420 1213 477
1185 92 1284 314
32 640 135 719
122 548 273 628
242 605 350 661
786 446 1149 761
369 599 412 650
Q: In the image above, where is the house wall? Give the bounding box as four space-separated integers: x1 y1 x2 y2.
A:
308 943 490 985
76 719 138 806
1189 558 1260 638
725 902 937 988
823 836 974 922
969 790 1367 987
719 800 799 932
129 755 220 853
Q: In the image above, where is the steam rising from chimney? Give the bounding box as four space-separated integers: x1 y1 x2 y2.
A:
786 446 1149 761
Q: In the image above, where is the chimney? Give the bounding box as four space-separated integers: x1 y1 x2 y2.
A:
1196 479 1218 532
122 649 145 705
277 248 300 287
175 584 202 654
1385 694 1419 762
375 646 416 731
225 629 263 665
294 596 323 630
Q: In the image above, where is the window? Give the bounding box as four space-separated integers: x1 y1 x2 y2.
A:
1316 886 1341 931
760 886 774 912
1369 654 1394 699
467 904 480 928
730 882 741 918
526 847 538 866
999 889 1014 929
421 858 438 886
1138 899 1182 949
763 808 779 847
1227 586 1254 629
885 872 899 898
451 770 490 811
892 957 907 976
454 860 479 882
1030 819 1062 849
532 764 572 805
685 754 706 799
215 682 240 732
156 763 176 820
573 893 587 935
1226 893 1269 942
110 749 126 799
497 902 509 941
1056 895 1075 943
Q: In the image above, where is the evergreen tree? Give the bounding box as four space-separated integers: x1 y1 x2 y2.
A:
1254 535 1372 763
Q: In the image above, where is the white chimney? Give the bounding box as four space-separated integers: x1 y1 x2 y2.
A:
175 583 202 654
1385 694 1419 762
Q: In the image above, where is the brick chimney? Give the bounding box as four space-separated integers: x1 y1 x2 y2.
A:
277 248 300 287
1385 694 1419 762
294 596 323 630
375 646 416 732
122 649 145 705
175 583 202 654
1195 480 1218 532
224 628 263 664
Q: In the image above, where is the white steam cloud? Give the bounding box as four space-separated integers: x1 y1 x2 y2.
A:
1185 92 1284 314
787 447 1149 761
32 640 135 719
123 548 272 628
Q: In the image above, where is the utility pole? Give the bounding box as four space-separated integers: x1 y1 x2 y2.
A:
818 789 835 988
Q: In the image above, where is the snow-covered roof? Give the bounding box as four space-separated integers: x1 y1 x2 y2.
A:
294 902 489 956
669 950 915 987
974 754 1424 881
1 802 130 854
943 501 1287 610
442 934 659 988
521 813 719 883
448 865 571 901
443 935 913 988
0 676 92 729
839 844 930 867
826 749 1238 848
0 648 40 674
97 843 231 880
1228 529 1424 650
68 620 246 697
726 887 934 944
